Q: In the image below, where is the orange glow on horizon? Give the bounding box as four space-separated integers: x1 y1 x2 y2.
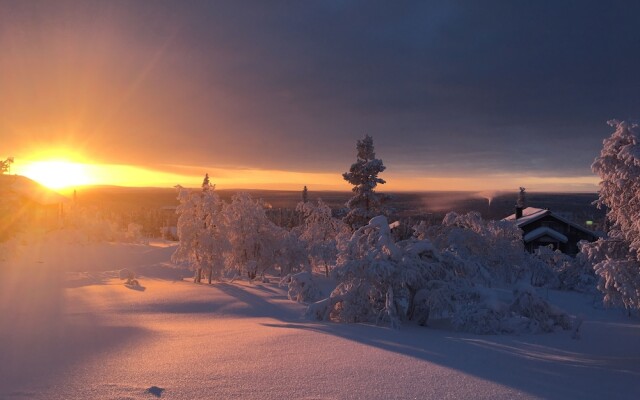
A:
12 155 599 193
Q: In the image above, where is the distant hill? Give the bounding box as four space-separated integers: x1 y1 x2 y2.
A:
0 174 68 205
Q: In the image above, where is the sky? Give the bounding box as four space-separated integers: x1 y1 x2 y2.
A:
1 0 639 191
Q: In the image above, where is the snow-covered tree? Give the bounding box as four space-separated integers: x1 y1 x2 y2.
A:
172 186 204 281
531 245 596 292
297 199 350 276
306 214 571 334
342 135 387 229
581 238 640 312
223 192 282 280
423 212 527 285
586 120 640 311
172 177 228 284
201 173 212 192
309 216 403 325
307 216 448 328
199 184 229 283
274 230 309 276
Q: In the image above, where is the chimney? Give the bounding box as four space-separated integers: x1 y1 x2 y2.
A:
515 187 526 219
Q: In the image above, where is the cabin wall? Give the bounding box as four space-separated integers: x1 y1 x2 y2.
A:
519 215 597 255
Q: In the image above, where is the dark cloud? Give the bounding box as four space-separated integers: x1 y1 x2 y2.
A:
2 0 639 180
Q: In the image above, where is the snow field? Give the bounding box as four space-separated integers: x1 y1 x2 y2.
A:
0 240 638 399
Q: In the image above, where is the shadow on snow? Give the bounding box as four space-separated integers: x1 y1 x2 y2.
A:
261 315 640 399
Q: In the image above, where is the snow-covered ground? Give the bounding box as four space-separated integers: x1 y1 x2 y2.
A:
1 240 639 399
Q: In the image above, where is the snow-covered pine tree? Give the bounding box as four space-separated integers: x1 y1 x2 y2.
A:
582 120 640 312
342 135 387 229
202 173 212 191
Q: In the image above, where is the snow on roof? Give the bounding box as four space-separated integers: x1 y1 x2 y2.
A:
523 226 568 243
0 174 68 205
503 207 549 227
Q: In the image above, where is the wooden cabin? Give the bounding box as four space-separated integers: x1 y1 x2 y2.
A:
503 207 599 255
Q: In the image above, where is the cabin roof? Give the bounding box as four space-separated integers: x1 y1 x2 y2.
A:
503 207 549 226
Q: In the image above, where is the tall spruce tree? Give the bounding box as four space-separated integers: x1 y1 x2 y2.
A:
202 173 212 191
342 135 386 229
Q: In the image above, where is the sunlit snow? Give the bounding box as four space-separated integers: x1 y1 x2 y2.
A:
0 239 638 399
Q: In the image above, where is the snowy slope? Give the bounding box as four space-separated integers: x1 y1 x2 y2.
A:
1 240 639 399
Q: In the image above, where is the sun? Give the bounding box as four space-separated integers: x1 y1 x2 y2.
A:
18 160 93 190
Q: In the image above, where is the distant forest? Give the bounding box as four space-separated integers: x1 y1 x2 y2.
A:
66 186 604 237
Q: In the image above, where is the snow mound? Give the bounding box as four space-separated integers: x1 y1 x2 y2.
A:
284 271 321 303
452 285 573 335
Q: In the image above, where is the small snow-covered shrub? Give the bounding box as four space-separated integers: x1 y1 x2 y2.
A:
124 223 146 243
508 285 571 333
527 255 559 288
556 258 597 293
533 244 596 292
452 304 506 335
306 297 332 320
423 212 527 285
63 207 121 243
450 285 572 335
119 268 135 280
118 268 139 285
287 271 321 303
